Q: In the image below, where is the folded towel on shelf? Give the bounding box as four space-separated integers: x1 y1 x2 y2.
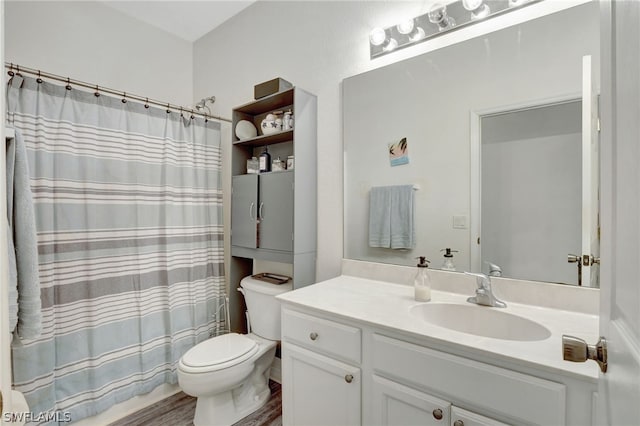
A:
6 129 42 340
369 185 415 250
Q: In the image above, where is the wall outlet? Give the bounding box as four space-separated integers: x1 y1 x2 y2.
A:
453 215 468 229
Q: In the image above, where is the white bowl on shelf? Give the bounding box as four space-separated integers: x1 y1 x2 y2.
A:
235 120 257 140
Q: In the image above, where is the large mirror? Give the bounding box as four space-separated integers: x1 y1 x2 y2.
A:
343 2 600 287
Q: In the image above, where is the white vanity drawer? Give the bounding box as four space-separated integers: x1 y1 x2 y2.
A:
282 309 361 364
372 334 566 426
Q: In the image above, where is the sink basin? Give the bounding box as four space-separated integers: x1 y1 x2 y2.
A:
409 303 551 341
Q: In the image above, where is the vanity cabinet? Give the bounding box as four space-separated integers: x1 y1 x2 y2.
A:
280 304 597 426
372 375 508 426
282 344 361 426
281 309 362 426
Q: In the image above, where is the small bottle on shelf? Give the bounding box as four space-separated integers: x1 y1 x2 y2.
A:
259 146 271 172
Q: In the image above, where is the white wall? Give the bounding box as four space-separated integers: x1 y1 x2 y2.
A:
194 0 595 283
4 1 193 105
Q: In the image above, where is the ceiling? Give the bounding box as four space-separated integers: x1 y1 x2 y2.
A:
102 1 257 42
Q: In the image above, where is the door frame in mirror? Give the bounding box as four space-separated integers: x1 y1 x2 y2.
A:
469 92 583 277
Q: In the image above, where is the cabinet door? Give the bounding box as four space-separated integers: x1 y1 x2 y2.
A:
231 174 259 249
451 406 510 426
372 375 451 426
259 171 294 251
282 343 360 426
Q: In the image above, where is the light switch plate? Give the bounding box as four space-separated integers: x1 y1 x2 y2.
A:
453 215 468 229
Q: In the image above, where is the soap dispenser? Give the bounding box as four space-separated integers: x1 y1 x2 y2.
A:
440 248 459 271
414 256 432 302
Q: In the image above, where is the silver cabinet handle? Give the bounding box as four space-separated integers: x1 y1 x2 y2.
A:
432 408 443 420
309 332 318 341
344 374 354 383
249 202 255 220
258 202 264 220
453 420 464 426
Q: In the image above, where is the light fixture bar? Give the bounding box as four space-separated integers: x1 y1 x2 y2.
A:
369 0 541 59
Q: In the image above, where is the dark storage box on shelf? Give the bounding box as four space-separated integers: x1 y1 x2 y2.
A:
254 78 293 100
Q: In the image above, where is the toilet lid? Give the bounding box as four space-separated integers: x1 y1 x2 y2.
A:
181 333 258 368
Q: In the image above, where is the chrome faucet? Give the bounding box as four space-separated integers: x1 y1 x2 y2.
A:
464 272 507 308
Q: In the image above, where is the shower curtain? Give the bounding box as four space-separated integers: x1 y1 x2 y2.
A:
6 75 225 424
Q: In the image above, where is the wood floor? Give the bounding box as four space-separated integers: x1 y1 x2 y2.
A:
108 381 282 426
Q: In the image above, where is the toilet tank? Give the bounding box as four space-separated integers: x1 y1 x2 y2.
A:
240 276 293 340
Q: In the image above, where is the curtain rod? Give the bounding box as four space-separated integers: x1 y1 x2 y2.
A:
4 62 232 123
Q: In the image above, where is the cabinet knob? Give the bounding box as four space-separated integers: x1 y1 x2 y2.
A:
432 408 443 420
453 420 464 426
309 332 318 341
344 374 354 383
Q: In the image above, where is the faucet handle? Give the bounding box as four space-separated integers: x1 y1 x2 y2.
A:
464 272 490 289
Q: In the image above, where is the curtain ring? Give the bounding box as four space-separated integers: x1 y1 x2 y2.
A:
121 92 127 104
65 78 72 91
180 107 184 118
166 103 171 114
36 70 43 84
144 98 150 109
15 65 22 78
7 63 14 77
190 109 195 120
94 85 100 97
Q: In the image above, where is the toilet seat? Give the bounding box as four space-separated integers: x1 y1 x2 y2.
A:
179 333 259 373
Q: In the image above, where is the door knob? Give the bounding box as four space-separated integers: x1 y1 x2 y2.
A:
344 374 354 383
309 332 318 341
562 335 607 373
567 254 580 263
453 421 464 426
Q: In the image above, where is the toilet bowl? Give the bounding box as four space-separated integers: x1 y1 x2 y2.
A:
177 276 292 426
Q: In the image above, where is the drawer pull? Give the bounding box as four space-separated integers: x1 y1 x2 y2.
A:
344 374 354 383
433 409 444 420
309 332 318 341
453 420 464 426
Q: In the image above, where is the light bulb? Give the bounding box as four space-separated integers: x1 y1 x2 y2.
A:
462 0 483 10
383 38 398 52
428 3 455 31
409 27 426 42
396 19 415 35
369 28 387 46
463 0 490 19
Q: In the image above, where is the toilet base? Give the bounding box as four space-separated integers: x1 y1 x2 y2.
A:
192 338 276 426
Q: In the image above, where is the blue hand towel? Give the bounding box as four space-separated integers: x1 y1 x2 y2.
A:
6 129 42 340
369 185 415 249
368 186 392 248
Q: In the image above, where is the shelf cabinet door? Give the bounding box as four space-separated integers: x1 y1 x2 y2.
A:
282 343 361 426
258 171 294 251
450 406 509 426
231 174 259 249
372 375 451 426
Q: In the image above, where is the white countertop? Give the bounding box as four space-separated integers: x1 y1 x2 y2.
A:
277 275 600 381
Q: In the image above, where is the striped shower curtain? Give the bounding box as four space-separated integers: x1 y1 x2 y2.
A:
6 75 225 424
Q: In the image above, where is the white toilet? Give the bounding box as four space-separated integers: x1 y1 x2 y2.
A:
178 276 292 426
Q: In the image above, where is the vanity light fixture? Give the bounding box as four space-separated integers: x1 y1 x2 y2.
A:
369 0 541 59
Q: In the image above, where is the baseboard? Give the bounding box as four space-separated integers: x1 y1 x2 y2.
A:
270 356 282 384
73 383 181 426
